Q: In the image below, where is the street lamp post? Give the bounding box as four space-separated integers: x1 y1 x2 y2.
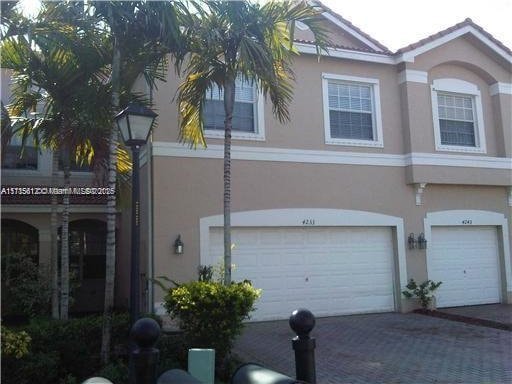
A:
115 103 157 326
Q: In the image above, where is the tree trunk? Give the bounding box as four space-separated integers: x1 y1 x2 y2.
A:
101 12 120 364
60 143 71 320
223 76 236 285
50 150 60 319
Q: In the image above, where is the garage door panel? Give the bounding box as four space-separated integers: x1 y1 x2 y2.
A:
210 226 395 321
429 226 500 308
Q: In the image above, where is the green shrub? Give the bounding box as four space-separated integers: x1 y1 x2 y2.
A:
1 253 51 318
156 333 187 375
1 313 129 384
163 281 260 364
1 326 31 359
402 279 442 309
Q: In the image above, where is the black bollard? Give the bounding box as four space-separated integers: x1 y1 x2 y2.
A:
130 317 161 384
289 309 316 384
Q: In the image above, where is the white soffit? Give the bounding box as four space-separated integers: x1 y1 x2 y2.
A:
295 43 395 65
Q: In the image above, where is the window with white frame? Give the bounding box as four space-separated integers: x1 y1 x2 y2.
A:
322 74 383 147
431 78 486 153
203 78 264 140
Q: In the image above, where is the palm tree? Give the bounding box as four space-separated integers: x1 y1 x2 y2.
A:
177 0 328 284
1 2 112 320
90 0 188 363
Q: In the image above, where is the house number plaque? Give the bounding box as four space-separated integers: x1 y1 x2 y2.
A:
302 219 316 225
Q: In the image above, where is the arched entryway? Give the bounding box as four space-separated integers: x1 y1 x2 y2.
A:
1 219 41 317
1 219 39 261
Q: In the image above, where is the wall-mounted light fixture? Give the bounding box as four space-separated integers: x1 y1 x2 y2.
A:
417 233 427 249
174 234 184 254
408 233 417 249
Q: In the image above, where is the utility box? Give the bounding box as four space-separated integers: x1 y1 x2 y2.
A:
188 348 215 384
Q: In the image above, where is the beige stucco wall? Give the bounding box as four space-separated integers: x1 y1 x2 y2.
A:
150 155 511 305
152 54 404 154
294 18 376 51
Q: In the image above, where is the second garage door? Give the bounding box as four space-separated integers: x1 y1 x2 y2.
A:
208 226 396 321
428 226 501 308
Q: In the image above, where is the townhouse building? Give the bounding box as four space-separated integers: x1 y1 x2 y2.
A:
142 5 512 321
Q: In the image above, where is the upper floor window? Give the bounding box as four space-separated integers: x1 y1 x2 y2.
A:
203 78 265 141
431 78 486 153
2 133 38 170
437 93 476 146
322 74 383 148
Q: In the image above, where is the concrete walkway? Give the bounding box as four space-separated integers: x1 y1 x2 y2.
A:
439 304 512 326
233 312 512 384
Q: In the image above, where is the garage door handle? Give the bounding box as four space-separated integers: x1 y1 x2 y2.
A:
305 277 309 282
463 270 466 274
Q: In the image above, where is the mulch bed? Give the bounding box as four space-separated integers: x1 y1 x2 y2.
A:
414 308 512 332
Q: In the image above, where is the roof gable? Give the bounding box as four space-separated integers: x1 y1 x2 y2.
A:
395 19 512 64
301 1 391 54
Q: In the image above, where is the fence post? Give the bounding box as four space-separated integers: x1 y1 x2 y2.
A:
130 317 161 384
289 309 316 384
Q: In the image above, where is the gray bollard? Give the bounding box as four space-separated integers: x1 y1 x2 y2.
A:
82 378 114 384
289 309 316 384
157 369 202 384
231 363 305 384
130 317 161 384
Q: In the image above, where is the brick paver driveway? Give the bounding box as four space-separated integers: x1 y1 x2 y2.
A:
233 312 512 384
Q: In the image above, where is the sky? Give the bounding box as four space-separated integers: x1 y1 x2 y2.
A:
320 0 512 52
18 0 512 53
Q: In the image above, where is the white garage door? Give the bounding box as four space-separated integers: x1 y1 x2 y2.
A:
208 226 395 321
428 226 501 308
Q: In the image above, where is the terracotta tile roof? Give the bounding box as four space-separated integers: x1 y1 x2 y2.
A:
311 0 392 54
395 18 512 56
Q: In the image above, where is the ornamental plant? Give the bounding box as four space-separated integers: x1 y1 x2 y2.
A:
163 281 261 365
1 326 31 359
402 279 442 309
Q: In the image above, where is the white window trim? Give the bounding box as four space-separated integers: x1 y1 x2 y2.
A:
322 73 384 148
203 88 265 142
431 78 486 154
